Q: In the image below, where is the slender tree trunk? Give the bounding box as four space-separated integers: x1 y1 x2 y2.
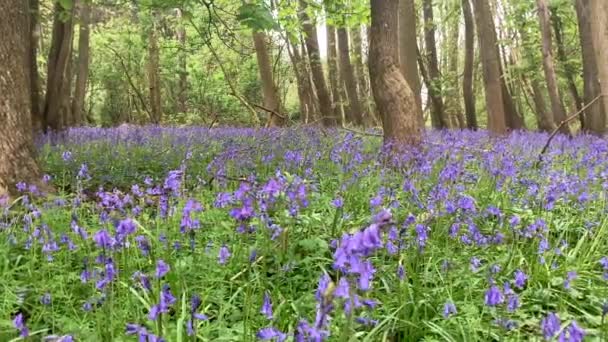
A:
326 23 344 125
536 0 570 134
43 2 76 131
299 0 336 126
351 26 374 122
575 0 605 134
551 10 583 117
0 0 42 197
370 0 421 145
523 75 556 131
422 0 448 128
72 0 91 126
176 8 188 115
253 31 285 127
471 0 507 133
338 28 364 126
286 40 314 123
398 0 423 118
148 12 162 124
29 0 43 133
590 0 608 134
446 7 465 128
461 0 477 129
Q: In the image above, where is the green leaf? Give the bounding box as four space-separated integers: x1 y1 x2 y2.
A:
57 0 73 10
236 3 279 32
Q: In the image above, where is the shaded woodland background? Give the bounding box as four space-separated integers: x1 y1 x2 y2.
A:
23 0 608 134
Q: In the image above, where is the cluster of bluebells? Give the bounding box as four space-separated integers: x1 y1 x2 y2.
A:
6 127 608 340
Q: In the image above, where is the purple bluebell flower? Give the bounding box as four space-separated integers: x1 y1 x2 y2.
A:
558 321 585 342
261 292 273 320
484 285 504 306
13 313 29 337
331 197 344 208
541 312 561 340
41 292 52 305
470 257 482 272
397 264 405 281
218 245 231 265
443 301 457 318
257 327 288 341
564 271 577 290
507 294 520 312
93 229 114 249
514 270 528 289
155 259 170 279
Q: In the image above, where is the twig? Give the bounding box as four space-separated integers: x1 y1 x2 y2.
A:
339 126 383 137
251 103 288 120
538 93 606 160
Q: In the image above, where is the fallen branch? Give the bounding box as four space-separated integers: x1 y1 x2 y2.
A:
538 93 606 161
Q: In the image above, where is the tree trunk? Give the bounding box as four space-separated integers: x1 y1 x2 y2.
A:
422 0 448 129
338 28 364 126
370 0 421 145
524 75 556 131
253 31 285 127
398 0 423 118
0 0 42 197
326 23 344 125
575 0 605 134
552 9 584 122
446 7 465 129
71 0 91 126
471 0 507 133
176 8 188 115
43 2 76 132
299 0 336 126
461 0 477 129
536 0 570 134
148 12 162 124
29 0 43 133
590 0 608 134
351 26 374 122
286 40 314 123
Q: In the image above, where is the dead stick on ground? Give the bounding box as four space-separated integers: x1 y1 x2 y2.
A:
538 93 606 161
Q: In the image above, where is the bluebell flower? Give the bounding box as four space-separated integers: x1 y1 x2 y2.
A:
261 292 273 320
443 301 457 318
541 312 561 340
484 285 504 306
155 259 170 279
514 270 527 289
13 313 28 337
218 245 231 265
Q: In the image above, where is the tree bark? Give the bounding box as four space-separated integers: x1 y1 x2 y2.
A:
575 0 605 134
422 0 448 129
552 9 583 120
43 2 76 131
176 8 188 115
461 0 477 129
326 23 344 125
253 31 285 127
351 26 374 122
589 0 608 134
72 0 91 126
286 40 314 123
398 0 423 118
536 0 570 134
29 0 42 133
446 7 465 129
0 0 42 197
148 12 162 124
338 28 364 126
299 0 336 126
471 0 507 133
370 0 421 145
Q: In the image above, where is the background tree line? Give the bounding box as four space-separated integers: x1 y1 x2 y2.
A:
3 0 608 194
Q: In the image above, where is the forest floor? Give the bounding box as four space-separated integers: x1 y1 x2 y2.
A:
0 126 605 341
